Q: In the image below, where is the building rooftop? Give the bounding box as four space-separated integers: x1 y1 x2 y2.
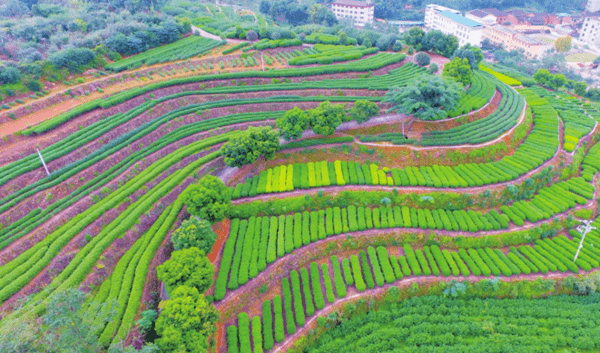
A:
332 0 374 7
493 25 515 33
439 11 484 27
468 9 489 18
514 34 544 45
482 8 501 16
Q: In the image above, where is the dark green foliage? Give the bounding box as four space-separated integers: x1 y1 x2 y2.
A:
222 126 280 167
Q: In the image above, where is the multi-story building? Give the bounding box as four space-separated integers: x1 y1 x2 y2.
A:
424 4 460 30
465 9 497 25
429 10 485 46
483 25 550 58
587 0 600 13
580 16 600 45
331 0 374 27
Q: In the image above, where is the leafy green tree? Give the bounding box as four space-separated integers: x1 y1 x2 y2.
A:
349 100 379 124
0 288 159 352
136 310 158 335
383 75 463 121
222 126 280 167
184 175 231 223
452 48 477 70
442 57 473 86
0 66 21 84
155 286 219 353
549 73 567 90
171 217 216 253
276 107 310 141
309 101 346 135
533 68 552 87
574 81 588 96
415 52 430 66
404 27 424 47
157 247 214 294
460 44 484 66
587 88 600 102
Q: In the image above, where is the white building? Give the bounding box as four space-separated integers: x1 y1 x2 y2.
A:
331 0 374 27
465 9 497 25
587 0 600 13
580 16 600 45
427 7 484 47
425 4 460 30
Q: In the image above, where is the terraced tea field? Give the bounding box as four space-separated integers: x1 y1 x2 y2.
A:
1 37 599 353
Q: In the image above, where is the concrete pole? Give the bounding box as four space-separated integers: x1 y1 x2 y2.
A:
36 148 50 176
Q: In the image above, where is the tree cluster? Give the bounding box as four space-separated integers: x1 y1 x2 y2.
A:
404 27 458 58
222 126 281 168
276 100 380 141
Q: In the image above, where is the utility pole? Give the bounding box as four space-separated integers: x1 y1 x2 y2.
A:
36 148 50 176
574 219 596 262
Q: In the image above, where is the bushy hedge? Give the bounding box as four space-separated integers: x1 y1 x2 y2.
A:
300 268 315 316
310 262 326 309
331 256 347 298
290 270 305 327
350 255 366 291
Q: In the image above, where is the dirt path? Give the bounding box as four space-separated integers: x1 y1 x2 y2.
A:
192 25 223 42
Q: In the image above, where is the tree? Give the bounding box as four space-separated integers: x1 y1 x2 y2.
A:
375 34 397 51
155 286 219 353
587 88 600 102
404 27 424 47
440 35 459 58
549 73 567 90
442 57 472 86
157 247 214 294
0 66 21 84
222 126 280 167
309 101 346 135
383 75 463 121
574 81 588 96
461 44 483 65
349 100 379 124
555 36 572 53
533 68 552 87
452 48 478 70
259 0 270 14
0 288 160 352
184 175 231 223
171 217 216 253
338 32 348 45
415 52 430 67
429 63 439 74
276 107 310 141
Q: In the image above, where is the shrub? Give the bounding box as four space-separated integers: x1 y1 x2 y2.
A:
26 80 42 92
238 313 251 353
310 262 326 309
290 270 305 326
321 263 336 303
300 268 315 316
415 52 431 67
350 255 366 291
273 296 285 342
281 278 297 334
